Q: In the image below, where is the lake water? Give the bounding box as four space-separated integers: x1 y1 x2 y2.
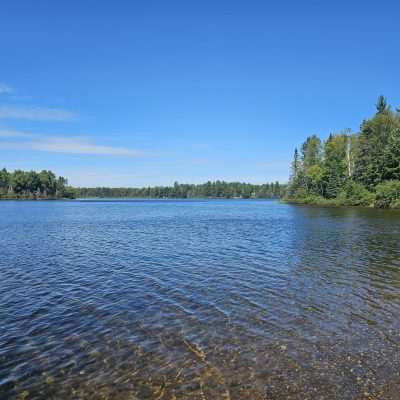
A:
1 199 400 399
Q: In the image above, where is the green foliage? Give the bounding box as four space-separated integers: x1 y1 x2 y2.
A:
336 181 374 206
374 180 400 208
287 96 400 208
305 164 324 195
0 168 74 199
376 95 388 114
383 126 400 180
76 181 286 199
323 133 348 198
391 199 400 208
353 110 400 188
290 148 300 180
301 135 322 170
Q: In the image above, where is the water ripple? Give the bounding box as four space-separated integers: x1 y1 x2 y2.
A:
1 200 400 399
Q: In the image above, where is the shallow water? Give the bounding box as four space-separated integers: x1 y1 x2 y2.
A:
1 199 400 399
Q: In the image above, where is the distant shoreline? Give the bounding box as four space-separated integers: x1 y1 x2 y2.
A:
0 196 280 201
0 197 73 201
0 169 286 200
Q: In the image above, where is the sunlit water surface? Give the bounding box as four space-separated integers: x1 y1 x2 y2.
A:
1 200 400 399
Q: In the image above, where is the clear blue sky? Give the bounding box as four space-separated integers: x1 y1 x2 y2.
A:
0 1 399 187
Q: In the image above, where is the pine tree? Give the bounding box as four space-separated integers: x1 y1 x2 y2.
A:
376 95 388 114
383 128 400 180
290 148 300 180
323 134 347 198
353 110 397 188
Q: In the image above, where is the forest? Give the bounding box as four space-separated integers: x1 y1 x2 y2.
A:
76 181 285 199
0 169 74 199
3 95 400 206
0 169 284 200
286 96 400 208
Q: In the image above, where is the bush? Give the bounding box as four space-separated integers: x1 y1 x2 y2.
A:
375 180 400 208
337 181 374 206
284 192 342 207
391 199 400 209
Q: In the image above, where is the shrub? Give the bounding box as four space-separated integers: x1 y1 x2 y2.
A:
337 181 374 206
391 199 400 209
375 180 400 208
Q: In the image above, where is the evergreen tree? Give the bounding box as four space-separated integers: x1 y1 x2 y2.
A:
286 96 400 208
290 148 300 180
323 134 348 198
300 135 323 195
383 127 400 180
353 109 399 188
376 95 388 114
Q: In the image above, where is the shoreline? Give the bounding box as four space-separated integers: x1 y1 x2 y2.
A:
283 197 400 210
0 196 279 201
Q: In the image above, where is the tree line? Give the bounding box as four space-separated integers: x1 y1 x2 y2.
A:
0 169 74 199
76 181 285 199
287 96 400 208
0 170 285 200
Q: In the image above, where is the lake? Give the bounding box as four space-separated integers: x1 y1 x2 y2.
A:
1 199 400 399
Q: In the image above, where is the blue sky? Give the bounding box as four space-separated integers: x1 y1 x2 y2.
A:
1 1 399 187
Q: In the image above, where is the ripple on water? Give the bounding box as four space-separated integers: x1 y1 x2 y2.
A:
0 200 400 399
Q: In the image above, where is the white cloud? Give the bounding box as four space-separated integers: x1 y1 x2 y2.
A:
0 130 143 156
0 129 33 138
0 106 76 121
0 84 13 94
30 137 143 156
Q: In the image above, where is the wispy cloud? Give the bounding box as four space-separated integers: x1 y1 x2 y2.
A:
0 83 13 94
0 130 143 157
30 138 142 156
0 129 33 138
0 106 76 121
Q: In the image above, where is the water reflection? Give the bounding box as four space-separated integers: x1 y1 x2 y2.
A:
0 200 399 399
